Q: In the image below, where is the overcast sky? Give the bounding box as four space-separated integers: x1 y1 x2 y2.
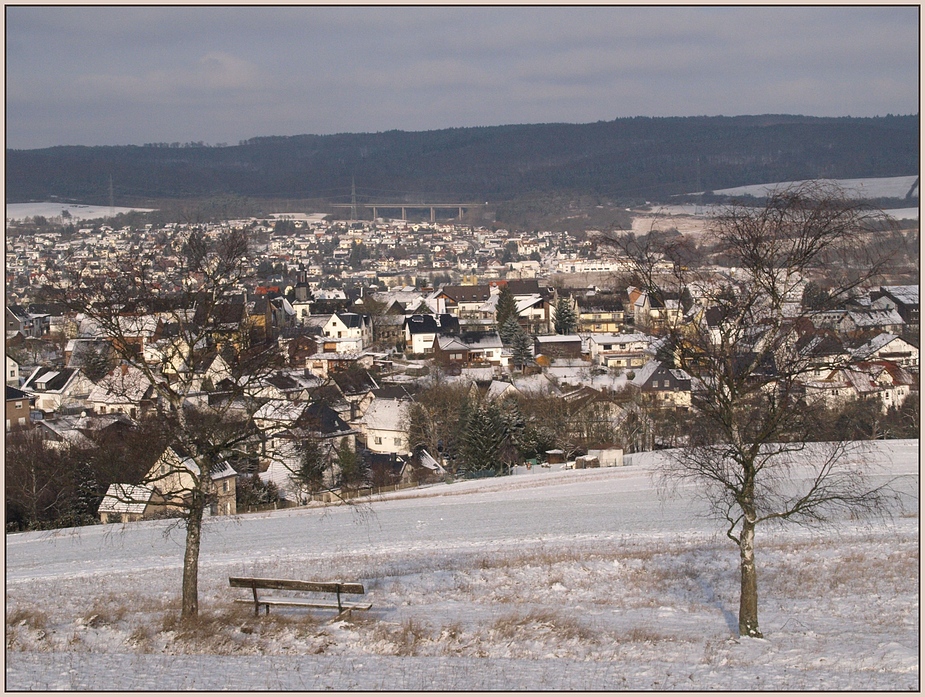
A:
6 6 919 149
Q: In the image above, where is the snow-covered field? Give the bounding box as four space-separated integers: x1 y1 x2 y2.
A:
710 175 919 200
5 202 155 221
6 441 919 690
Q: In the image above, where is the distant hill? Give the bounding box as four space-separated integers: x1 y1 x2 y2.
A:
5 115 919 206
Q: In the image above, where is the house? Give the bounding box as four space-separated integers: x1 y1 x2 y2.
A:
6 305 50 338
802 362 914 413
434 285 493 318
85 364 157 418
627 287 683 330
534 334 582 360
403 314 460 355
97 484 157 524
434 331 505 366
6 355 21 387
286 335 320 369
331 369 380 420
322 312 373 348
36 412 132 449
630 360 692 409
838 309 905 336
5 385 33 431
587 333 651 369
400 448 447 485
358 397 410 454
306 350 375 379
21 366 94 414
365 451 410 489
515 294 552 334
97 445 238 523
870 285 918 329
262 401 359 501
577 294 625 333
851 333 919 369
370 314 406 349
795 330 852 380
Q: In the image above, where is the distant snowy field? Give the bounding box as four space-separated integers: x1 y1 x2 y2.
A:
710 175 919 200
5 202 155 221
6 440 919 690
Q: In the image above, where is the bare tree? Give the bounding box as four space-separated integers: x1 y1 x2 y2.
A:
44 227 285 618
606 183 898 637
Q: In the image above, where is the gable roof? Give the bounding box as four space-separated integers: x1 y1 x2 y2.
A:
851 333 905 360
295 401 354 436
360 398 409 432
23 366 80 392
438 285 492 303
876 285 918 306
6 385 31 401
98 483 154 515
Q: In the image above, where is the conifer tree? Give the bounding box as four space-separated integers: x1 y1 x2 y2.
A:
553 296 578 334
495 285 518 332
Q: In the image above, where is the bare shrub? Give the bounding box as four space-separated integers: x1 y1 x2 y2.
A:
371 618 433 656
6 607 48 630
491 609 594 643
622 625 670 644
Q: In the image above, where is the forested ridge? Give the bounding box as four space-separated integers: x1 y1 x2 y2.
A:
6 114 918 205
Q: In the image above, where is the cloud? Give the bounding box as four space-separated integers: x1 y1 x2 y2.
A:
5 6 919 148
74 52 263 103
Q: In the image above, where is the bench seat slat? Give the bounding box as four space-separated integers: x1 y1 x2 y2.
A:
233 598 373 611
229 577 365 595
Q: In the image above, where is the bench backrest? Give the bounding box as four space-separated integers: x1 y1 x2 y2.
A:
229 577 365 595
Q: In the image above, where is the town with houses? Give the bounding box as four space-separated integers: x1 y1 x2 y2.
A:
4 211 920 530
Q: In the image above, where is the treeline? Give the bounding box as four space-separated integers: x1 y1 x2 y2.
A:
6 115 918 206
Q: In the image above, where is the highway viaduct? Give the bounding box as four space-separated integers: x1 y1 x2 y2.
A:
329 202 485 222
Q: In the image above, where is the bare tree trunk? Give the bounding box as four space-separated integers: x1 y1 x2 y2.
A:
738 518 762 638
181 495 204 619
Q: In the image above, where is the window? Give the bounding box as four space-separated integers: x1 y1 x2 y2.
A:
664 380 670 388
15 401 23 410
374 436 382 445
222 481 229 493
652 381 658 388
393 438 402 446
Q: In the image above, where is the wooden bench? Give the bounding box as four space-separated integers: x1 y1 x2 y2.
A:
229 577 372 616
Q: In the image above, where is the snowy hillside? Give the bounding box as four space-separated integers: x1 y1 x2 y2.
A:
710 175 919 200
6 440 919 690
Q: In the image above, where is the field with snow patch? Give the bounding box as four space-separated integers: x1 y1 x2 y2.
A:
5 441 919 690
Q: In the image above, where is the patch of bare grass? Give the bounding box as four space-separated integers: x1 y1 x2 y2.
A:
491 608 594 644
369 617 433 656
6 607 48 630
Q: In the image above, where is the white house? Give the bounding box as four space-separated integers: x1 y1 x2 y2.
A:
322 313 372 349
587 333 651 368
358 398 410 455
851 333 919 368
22 366 94 414
6 355 20 386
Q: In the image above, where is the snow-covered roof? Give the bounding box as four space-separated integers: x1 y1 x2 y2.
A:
630 360 661 386
587 332 650 346
852 333 901 359
844 309 904 327
253 399 305 423
98 483 154 514
361 398 409 432
486 380 518 401
880 285 919 305
535 334 581 344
